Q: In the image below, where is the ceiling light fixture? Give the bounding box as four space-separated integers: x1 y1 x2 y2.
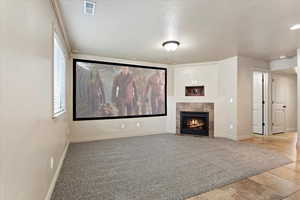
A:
290 24 300 30
162 41 180 52
83 0 96 16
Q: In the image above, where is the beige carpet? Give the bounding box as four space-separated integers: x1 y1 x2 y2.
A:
51 134 291 200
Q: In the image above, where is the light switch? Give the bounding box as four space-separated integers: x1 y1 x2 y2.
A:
50 157 54 169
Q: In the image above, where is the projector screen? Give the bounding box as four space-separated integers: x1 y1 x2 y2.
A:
73 59 167 120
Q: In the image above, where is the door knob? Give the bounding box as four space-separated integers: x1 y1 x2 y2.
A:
283 105 286 108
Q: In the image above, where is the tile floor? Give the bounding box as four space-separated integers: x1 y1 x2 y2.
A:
187 132 300 200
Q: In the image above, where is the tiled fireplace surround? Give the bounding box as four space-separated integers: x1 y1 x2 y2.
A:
176 102 214 137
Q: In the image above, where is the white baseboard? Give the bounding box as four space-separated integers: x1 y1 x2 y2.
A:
236 134 252 141
285 128 297 132
44 142 69 200
70 131 167 143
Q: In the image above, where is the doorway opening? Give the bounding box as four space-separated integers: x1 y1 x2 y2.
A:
271 68 297 135
253 71 268 135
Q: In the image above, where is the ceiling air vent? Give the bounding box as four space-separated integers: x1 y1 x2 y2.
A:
83 0 96 16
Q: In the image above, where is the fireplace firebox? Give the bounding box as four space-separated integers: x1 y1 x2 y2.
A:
180 112 209 135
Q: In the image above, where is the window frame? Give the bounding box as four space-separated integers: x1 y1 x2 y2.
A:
52 31 66 118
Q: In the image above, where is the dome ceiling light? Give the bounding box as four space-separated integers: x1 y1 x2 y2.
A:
162 41 180 52
290 24 300 30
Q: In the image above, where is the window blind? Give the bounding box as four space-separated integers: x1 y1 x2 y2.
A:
53 34 66 116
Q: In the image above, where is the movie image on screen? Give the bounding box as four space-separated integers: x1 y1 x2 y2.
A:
73 59 167 120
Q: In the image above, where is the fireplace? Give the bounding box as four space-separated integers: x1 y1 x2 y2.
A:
180 112 209 135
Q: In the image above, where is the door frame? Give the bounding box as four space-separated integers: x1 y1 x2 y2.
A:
271 74 285 134
270 70 298 134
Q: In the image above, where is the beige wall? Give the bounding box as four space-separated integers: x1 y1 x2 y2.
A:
297 49 300 147
217 57 238 140
168 56 269 140
168 57 239 140
69 55 243 141
1 1 69 200
70 54 170 142
287 75 298 132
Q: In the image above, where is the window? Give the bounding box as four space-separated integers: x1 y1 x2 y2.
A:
53 33 66 117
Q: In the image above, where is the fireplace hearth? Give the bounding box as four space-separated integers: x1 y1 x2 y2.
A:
180 112 209 135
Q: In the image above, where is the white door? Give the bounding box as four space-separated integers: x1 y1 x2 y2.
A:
253 72 263 134
272 75 286 133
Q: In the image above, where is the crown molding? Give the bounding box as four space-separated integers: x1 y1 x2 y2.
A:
50 0 72 56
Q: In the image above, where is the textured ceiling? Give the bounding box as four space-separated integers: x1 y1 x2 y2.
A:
59 0 300 64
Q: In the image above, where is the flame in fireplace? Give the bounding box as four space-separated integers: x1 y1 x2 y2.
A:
187 118 205 129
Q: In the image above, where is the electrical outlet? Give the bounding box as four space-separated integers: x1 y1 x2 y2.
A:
50 157 54 169
121 123 125 129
